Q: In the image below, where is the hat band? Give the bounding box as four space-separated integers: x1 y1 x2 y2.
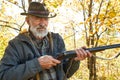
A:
28 11 49 15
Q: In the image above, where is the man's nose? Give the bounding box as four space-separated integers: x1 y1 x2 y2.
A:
39 23 45 27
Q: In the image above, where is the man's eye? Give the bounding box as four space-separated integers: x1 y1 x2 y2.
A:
35 17 39 19
45 18 48 20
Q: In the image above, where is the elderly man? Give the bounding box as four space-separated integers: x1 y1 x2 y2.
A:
0 2 92 80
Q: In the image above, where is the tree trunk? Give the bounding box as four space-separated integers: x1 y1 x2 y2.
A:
87 0 97 80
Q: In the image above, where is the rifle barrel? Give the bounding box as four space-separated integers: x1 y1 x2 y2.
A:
56 44 120 60
87 44 120 52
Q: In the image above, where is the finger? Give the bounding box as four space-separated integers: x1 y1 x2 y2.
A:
76 49 82 58
75 48 84 60
86 50 92 57
48 56 61 64
81 47 92 57
81 46 86 49
51 62 57 66
46 65 52 69
75 48 89 60
52 58 61 64
81 48 88 58
78 48 88 59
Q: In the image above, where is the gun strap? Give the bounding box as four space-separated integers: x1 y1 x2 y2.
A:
92 52 120 60
25 32 54 80
36 73 40 80
36 32 53 80
48 32 53 54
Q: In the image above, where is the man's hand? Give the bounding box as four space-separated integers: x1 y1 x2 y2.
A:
74 47 92 61
38 55 61 69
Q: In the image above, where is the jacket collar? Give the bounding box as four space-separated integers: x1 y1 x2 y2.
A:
16 32 32 43
16 32 49 43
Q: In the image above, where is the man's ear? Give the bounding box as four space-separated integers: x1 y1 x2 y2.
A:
25 16 30 25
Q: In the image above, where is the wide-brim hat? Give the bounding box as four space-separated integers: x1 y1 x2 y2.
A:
21 2 56 18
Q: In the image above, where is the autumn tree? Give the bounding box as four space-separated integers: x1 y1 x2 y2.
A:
0 0 120 80
78 0 120 80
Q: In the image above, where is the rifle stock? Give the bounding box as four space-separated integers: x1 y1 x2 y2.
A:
56 44 120 60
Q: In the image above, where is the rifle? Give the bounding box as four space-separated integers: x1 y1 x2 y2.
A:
56 43 120 60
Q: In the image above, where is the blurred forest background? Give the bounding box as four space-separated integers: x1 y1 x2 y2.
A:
0 0 120 80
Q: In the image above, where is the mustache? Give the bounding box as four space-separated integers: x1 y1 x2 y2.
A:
36 24 46 29
39 24 46 28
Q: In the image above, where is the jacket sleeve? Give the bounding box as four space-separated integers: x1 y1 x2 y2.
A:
0 40 42 80
56 34 80 78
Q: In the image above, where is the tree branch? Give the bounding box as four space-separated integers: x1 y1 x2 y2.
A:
95 0 104 23
19 20 26 31
95 28 107 46
0 20 21 27
6 0 23 9
0 25 20 31
80 1 89 46
21 0 26 12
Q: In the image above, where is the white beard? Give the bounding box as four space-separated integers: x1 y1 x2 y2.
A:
30 25 48 38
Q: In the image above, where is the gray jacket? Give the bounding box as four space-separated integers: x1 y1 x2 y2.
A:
0 32 80 80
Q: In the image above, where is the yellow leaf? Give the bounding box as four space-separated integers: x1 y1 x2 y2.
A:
98 14 105 21
108 10 116 18
20 28 28 33
79 22 84 25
